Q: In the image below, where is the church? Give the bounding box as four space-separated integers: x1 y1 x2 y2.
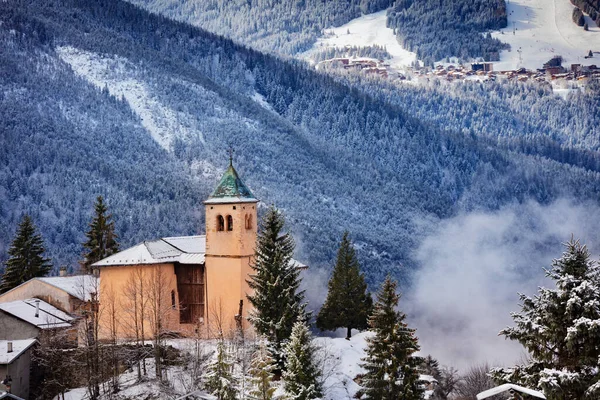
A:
93 160 263 339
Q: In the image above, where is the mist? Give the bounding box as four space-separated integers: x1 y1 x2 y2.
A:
406 199 600 370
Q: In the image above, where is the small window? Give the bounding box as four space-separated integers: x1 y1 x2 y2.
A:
227 215 233 231
217 215 225 231
171 290 176 309
245 214 253 230
233 206 236 210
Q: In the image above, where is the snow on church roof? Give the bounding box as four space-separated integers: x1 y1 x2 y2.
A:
93 235 308 269
92 236 206 267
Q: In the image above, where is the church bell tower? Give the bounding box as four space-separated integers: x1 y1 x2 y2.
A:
204 157 258 333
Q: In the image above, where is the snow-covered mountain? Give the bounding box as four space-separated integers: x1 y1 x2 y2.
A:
1 0 600 290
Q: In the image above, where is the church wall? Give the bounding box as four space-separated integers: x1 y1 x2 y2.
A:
204 256 254 336
97 263 180 340
205 202 257 257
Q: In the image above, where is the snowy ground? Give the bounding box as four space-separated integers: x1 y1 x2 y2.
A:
301 10 417 70
491 0 600 70
57 332 432 400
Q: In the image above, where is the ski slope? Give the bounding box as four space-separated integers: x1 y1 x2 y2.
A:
302 10 417 69
492 0 600 70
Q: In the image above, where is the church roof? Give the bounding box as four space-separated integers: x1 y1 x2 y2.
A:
92 235 308 269
205 162 257 204
92 235 206 267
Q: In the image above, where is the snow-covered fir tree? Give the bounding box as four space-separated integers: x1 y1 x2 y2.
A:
246 206 307 367
491 238 600 399
247 338 276 400
317 231 373 339
81 196 119 273
282 319 323 400
359 276 423 400
205 340 238 400
1 214 52 293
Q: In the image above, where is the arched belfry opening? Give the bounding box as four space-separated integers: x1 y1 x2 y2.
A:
245 214 253 230
217 215 225 231
226 215 233 231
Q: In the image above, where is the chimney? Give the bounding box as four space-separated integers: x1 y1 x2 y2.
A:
59 266 67 277
34 299 40 318
6 342 12 353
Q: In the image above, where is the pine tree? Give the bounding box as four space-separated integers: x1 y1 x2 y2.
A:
205 340 238 400
81 196 119 273
247 338 276 400
359 276 423 400
0 215 52 294
491 238 600 399
246 206 307 367
317 231 372 339
282 320 322 400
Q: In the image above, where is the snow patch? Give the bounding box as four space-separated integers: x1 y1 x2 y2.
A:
302 10 417 70
56 46 206 151
491 0 600 70
251 91 274 111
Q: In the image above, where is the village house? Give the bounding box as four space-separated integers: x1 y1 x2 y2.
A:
92 160 286 340
0 339 36 400
0 298 75 342
0 274 98 316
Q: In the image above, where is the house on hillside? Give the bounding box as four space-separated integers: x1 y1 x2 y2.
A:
93 160 304 340
0 274 98 316
0 339 36 400
0 299 75 342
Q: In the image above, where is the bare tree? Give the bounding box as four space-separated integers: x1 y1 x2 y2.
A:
455 363 505 400
122 267 150 379
146 266 175 381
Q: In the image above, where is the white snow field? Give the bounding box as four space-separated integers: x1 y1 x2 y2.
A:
58 332 433 400
492 0 600 70
302 10 417 69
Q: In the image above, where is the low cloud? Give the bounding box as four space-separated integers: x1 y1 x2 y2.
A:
407 199 600 370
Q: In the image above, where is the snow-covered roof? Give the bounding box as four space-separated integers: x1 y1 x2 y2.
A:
36 275 98 301
477 384 546 399
0 298 73 329
94 235 308 269
0 339 36 365
0 275 98 302
93 236 206 267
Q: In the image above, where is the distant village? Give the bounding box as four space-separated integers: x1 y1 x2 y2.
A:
316 54 600 87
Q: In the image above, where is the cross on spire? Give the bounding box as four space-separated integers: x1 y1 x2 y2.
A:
228 146 234 166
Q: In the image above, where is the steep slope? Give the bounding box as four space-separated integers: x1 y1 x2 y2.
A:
1 0 600 287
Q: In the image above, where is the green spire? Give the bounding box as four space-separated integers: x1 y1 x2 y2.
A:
206 162 256 203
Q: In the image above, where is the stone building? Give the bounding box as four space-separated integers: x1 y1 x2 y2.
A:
93 160 264 339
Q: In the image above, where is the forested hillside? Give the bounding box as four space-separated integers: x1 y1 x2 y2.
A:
387 0 509 64
128 0 394 55
1 0 599 287
130 0 509 63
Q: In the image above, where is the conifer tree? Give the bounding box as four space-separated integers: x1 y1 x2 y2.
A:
81 196 119 273
282 320 322 400
246 206 307 366
205 340 238 400
317 231 372 339
247 338 276 400
359 276 423 400
1 215 52 294
491 238 600 399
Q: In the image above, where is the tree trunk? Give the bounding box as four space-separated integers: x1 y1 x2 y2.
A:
346 326 352 340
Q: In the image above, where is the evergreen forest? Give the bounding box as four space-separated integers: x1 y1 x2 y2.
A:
1 0 600 287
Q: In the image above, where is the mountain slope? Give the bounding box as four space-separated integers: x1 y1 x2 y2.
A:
1 0 600 286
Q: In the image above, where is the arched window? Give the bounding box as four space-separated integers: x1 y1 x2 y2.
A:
227 215 233 231
245 214 253 230
217 215 225 231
